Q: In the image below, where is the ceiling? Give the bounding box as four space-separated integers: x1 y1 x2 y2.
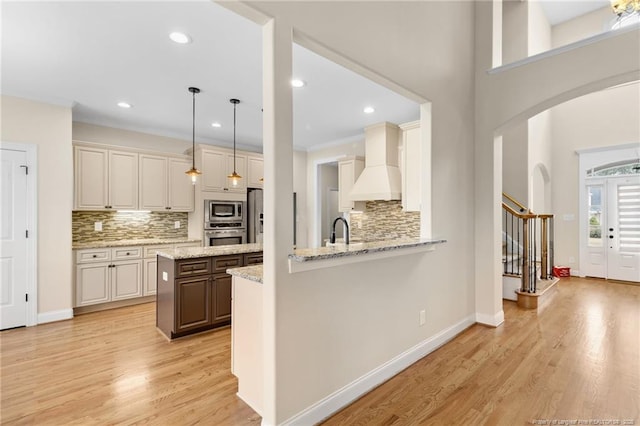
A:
1 1 612 152
1 1 420 152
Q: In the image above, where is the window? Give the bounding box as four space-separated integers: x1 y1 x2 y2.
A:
588 185 603 247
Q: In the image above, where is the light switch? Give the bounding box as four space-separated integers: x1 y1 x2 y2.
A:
94 221 102 231
162 271 168 282
174 221 180 229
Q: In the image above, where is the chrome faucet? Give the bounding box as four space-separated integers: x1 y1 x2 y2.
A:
330 217 349 245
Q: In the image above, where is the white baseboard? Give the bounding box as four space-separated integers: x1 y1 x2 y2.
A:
280 314 476 426
37 309 73 324
475 310 504 327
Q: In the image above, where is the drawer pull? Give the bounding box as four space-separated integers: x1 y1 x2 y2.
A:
92 254 97 258
126 252 130 256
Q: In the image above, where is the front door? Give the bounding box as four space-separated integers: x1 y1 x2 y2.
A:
607 176 640 282
0 148 28 329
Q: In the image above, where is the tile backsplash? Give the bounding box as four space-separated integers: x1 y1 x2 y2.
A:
350 201 420 241
73 211 188 243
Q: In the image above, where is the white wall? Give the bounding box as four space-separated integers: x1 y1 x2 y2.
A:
238 1 477 423
551 83 640 270
1 95 73 318
552 6 612 49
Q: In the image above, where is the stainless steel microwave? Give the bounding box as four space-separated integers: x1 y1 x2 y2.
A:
204 200 245 227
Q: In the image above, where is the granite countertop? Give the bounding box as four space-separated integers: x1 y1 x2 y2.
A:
290 237 446 262
157 243 263 260
73 238 202 250
227 265 263 284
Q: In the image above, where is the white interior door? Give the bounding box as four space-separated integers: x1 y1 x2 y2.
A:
607 176 640 282
1 148 28 329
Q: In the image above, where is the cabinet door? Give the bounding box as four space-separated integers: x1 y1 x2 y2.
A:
75 147 108 210
226 154 247 192
247 156 264 188
176 276 211 332
212 273 232 323
143 258 158 296
111 260 143 301
76 263 110 306
338 159 365 212
168 158 194 211
109 150 139 209
139 155 168 211
402 125 421 212
201 150 226 191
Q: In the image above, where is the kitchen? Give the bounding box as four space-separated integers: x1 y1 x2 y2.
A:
2 1 447 424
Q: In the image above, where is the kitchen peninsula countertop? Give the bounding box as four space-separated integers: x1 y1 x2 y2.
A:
72 238 202 250
227 265 263 283
157 243 263 260
290 237 446 262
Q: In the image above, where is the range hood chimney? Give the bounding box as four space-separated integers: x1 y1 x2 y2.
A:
349 122 402 201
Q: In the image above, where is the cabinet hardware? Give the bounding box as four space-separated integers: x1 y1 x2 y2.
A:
92 255 97 258
126 252 130 255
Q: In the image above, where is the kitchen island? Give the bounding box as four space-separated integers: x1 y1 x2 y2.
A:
156 243 262 340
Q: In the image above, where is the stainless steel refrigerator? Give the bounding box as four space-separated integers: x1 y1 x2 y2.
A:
247 188 264 243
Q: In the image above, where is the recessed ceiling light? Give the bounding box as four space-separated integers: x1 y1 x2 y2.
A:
291 79 306 88
117 102 132 109
363 106 375 114
211 122 222 128
169 32 191 44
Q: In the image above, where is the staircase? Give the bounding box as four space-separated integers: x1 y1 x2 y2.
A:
502 193 560 310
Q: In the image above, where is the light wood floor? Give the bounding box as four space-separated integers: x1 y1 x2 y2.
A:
1 277 638 425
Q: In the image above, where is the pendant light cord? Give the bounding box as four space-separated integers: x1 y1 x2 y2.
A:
233 101 237 173
192 90 196 169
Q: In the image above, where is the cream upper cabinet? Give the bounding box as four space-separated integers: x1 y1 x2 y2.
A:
400 121 421 212
75 146 109 209
75 146 138 210
199 147 247 193
168 158 195 211
139 155 194 211
139 154 168 210
247 156 264 188
338 158 366 213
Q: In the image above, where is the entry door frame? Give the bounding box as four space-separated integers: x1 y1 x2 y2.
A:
1 141 38 326
578 143 638 279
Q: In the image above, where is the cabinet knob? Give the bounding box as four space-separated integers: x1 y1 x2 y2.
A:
92 254 97 258
126 252 130 255
166 207 171 210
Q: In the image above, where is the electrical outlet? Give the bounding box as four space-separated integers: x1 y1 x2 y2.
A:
419 309 426 326
174 221 180 229
94 221 102 232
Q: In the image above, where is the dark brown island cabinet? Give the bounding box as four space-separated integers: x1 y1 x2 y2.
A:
156 251 263 339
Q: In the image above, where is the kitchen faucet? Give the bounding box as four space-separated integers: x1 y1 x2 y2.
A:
330 217 350 245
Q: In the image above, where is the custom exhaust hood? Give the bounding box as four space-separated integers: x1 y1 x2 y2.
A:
349 122 402 201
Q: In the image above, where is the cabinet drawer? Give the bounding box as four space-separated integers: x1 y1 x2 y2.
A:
176 258 211 277
213 255 243 273
244 252 263 265
144 245 172 258
76 248 111 264
112 246 142 260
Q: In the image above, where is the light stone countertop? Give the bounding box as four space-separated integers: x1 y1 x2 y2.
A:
227 265 263 284
289 238 446 262
73 238 202 250
157 243 263 260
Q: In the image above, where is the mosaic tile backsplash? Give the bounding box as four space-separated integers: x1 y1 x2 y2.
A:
350 201 420 241
72 211 188 243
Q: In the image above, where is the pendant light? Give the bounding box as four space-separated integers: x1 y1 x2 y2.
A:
185 87 202 185
228 98 242 187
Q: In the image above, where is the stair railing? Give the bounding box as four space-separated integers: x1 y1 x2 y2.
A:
502 193 555 294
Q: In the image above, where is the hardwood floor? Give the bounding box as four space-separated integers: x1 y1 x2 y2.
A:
1 277 638 425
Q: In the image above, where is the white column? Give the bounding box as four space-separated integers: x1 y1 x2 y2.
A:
262 17 294 425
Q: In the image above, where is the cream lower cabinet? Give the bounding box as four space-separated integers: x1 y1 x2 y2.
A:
75 247 142 307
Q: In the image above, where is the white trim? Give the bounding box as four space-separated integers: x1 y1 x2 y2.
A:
37 309 73 324
0 142 38 326
475 310 505 327
575 142 639 155
489 24 639 74
279 314 476 426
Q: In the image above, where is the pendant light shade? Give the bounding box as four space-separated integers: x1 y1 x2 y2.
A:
185 87 202 185
228 98 242 187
